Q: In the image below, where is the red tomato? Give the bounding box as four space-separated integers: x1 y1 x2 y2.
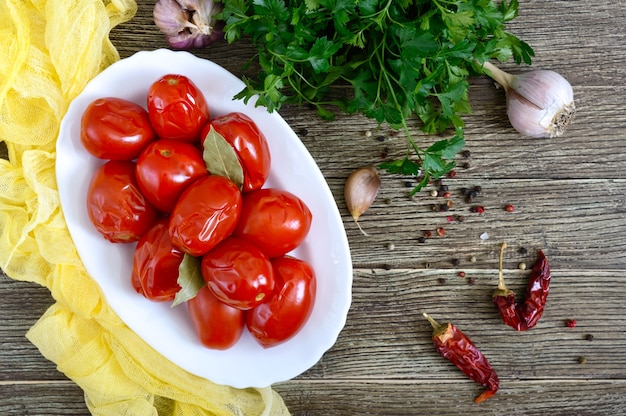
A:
135 139 208 213
131 218 184 301
247 256 317 348
87 160 158 243
234 188 312 258
202 237 275 310
188 285 245 350
147 74 210 143
80 97 156 160
205 112 271 192
169 175 241 256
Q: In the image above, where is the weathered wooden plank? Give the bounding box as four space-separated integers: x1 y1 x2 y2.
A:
0 382 88 415
330 179 626 269
274 379 626 416
2 269 622 382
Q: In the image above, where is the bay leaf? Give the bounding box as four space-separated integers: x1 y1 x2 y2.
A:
202 125 244 188
172 253 205 307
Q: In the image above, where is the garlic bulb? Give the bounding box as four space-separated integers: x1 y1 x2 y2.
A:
153 0 223 50
482 61 575 138
344 166 380 236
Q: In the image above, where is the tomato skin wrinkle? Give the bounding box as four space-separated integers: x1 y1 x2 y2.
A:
247 256 316 348
188 285 245 350
169 175 242 256
202 237 275 310
81 97 155 160
136 139 207 213
209 112 271 192
132 217 184 301
235 188 312 259
147 74 210 143
87 160 158 243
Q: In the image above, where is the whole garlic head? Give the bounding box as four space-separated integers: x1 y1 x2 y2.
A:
483 61 576 138
153 0 223 50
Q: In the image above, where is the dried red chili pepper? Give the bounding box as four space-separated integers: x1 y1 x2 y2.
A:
423 313 499 404
492 242 551 331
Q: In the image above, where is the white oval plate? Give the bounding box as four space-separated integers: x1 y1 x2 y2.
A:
56 49 353 388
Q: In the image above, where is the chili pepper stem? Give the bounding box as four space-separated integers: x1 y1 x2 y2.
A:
423 313 445 333
497 242 508 291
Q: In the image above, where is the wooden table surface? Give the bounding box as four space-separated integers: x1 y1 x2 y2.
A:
2 1 626 414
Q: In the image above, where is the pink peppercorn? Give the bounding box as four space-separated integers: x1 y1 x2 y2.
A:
566 319 577 328
505 204 515 212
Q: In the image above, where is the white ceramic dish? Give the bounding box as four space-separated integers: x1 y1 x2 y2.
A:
56 49 353 388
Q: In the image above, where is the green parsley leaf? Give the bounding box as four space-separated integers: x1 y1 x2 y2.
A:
219 0 534 193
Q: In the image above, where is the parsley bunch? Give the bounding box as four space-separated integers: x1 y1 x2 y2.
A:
220 0 534 192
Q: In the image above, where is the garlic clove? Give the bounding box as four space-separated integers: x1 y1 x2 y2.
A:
344 166 380 236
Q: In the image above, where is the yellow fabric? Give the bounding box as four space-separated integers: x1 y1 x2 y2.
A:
0 1 290 415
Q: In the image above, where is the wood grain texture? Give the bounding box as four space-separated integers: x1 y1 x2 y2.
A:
2 0 626 414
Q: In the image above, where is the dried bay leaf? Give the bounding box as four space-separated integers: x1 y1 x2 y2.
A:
202 125 244 188
172 254 205 307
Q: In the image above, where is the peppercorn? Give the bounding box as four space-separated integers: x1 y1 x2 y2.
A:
518 262 527 270
438 277 446 285
469 255 477 263
430 189 438 197
461 149 471 158
436 227 446 237
578 356 587 365
474 185 482 193
448 170 457 178
462 162 470 169
440 184 449 192
376 135 386 142
566 319 577 328
451 258 461 266
458 271 466 278
471 205 485 214
404 181 413 188
423 230 433 238
364 130 372 137
456 215 465 222
439 204 449 212
585 334 594 341
519 247 528 255
504 204 515 212
387 243 395 251
417 237 426 244
460 187 469 196
297 127 309 136
443 191 451 198
467 277 476 285
383 264 392 270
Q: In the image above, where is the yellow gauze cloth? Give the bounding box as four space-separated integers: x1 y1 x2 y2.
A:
0 0 290 414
